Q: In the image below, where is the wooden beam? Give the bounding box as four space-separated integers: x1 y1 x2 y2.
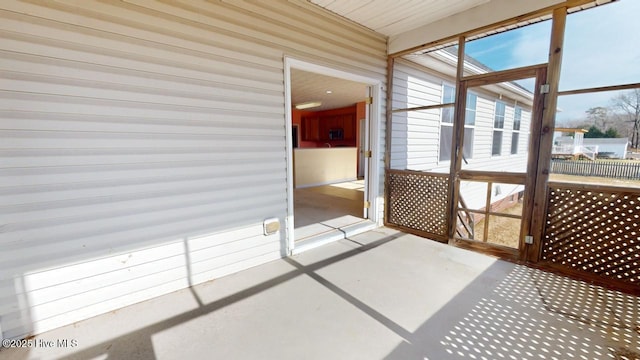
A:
389 0 601 58
558 82 640 96
526 7 567 263
387 168 449 178
448 36 466 241
519 67 548 260
462 63 547 86
548 181 640 194
386 223 448 243
383 56 395 226
455 208 523 220
482 181 493 242
452 238 520 261
391 102 454 114
458 171 527 183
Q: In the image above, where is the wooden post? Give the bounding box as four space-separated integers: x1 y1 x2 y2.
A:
383 56 395 226
526 7 567 263
448 36 467 241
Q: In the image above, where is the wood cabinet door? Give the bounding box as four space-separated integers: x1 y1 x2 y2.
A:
343 114 356 140
302 116 320 141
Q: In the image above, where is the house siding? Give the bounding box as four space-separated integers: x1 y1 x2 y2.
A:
390 59 533 210
390 61 443 171
0 0 386 339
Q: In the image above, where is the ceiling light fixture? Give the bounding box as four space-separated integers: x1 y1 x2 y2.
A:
295 101 322 110
326 90 333 94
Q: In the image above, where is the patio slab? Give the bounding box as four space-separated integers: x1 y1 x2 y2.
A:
2 227 638 360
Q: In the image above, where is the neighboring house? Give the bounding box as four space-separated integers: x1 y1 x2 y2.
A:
552 131 628 159
552 128 598 160
584 138 629 159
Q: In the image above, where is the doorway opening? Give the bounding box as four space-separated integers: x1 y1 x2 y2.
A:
284 58 381 254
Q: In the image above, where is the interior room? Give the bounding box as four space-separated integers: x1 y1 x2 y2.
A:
290 68 371 242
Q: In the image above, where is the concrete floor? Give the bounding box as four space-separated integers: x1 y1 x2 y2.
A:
2 227 639 360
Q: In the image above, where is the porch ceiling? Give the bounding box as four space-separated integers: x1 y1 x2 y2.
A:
307 0 614 55
307 0 490 37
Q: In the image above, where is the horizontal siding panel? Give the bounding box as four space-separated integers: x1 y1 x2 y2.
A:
0 109 283 132
2 171 285 206
0 130 284 149
1 148 286 168
0 92 282 120
220 0 385 55
183 0 387 71
0 180 286 231
1 70 283 109
0 50 283 100
0 7 284 71
1 198 286 275
0 33 281 92
10 0 386 76
0 223 270 297
0 80 283 115
0 159 283 187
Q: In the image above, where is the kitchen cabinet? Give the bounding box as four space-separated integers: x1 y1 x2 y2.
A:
302 116 320 141
301 110 356 142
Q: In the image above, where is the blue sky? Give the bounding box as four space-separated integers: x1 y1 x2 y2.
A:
464 0 640 124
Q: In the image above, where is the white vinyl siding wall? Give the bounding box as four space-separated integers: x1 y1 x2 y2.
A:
390 61 444 172
0 0 386 339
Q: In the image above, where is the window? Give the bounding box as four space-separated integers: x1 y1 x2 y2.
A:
463 93 476 159
440 84 455 161
511 106 522 154
465 93 477 126
492 131 503 156
492 102 505 156
439 125 453 161
441 84 455 124
463 128 474 160
494 102 505 128
513 106 521 131
440 85 475 161
511 133 519 154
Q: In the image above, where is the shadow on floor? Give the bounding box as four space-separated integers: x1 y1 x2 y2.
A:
3 229 638 360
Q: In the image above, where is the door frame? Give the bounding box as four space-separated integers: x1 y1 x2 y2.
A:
283 56 382 255
449 64 548 260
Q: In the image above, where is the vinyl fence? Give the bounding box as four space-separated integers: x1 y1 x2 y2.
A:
550 160 640 180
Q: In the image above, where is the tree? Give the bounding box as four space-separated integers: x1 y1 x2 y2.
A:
584 125 618 138
585 125 605 138
604 128 620 138
612 89 640 148
586 106 610 129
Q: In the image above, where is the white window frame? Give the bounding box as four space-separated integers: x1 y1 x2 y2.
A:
492 101 506 156
511 105 522 155
439 84 476 162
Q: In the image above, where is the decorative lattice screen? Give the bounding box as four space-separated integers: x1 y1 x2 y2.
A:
388 170 449 238
542 184 640 285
